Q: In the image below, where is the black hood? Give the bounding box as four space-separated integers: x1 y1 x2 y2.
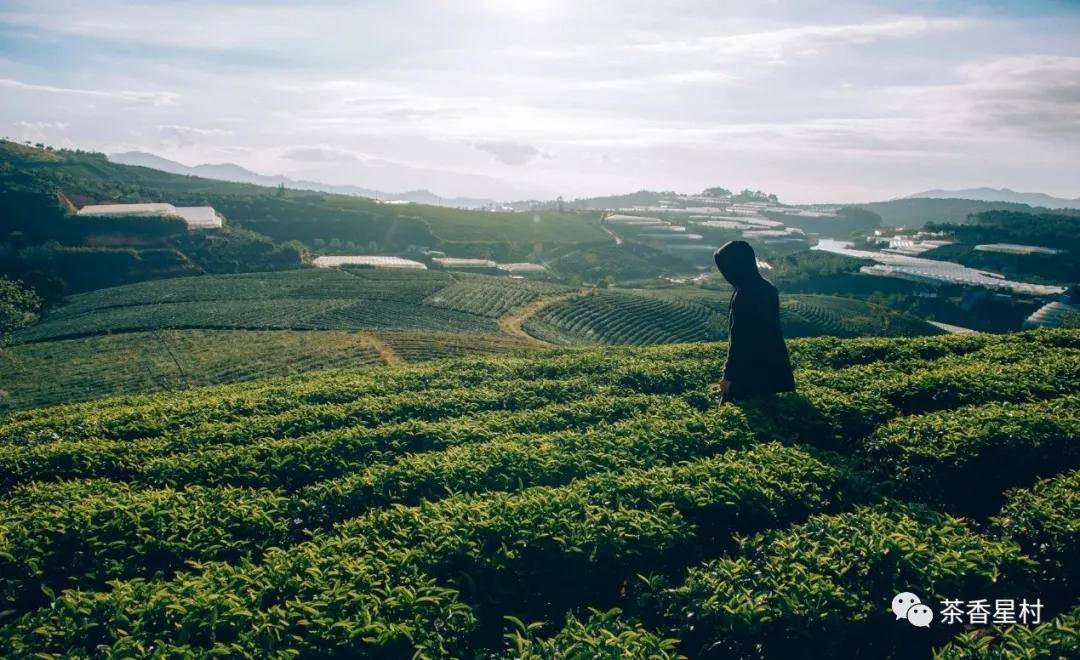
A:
714 240 761 288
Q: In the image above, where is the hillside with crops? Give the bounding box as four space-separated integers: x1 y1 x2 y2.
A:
3 268 942 410
0 329 1077 658
523 290 938 346
0 141 607 249
12 269 936 345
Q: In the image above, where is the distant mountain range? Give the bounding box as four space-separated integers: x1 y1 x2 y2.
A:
108 152 498 209
907 187 1080 210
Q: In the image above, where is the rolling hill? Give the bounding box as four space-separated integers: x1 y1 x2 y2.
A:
523 289 939 346
11 269 938 347
2 268 942 409
8 269 557 343
855 197 1043 227
909 187 1080 210
0 140 607 252
0 329 1076 657
109 151 499 209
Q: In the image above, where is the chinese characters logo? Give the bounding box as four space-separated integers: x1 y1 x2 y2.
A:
892 592 1043 628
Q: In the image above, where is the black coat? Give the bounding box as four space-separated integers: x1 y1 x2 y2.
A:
722 279 796 400
714 241 795 402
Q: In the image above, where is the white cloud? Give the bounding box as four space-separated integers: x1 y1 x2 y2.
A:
958 55 1080 137
633 17 968 64
0 1 328 52
156 124 231 147
0 77 179 105
280 146 363 163
158 124 231 136
826 54 1080 145
467 140 551 165
14 120 70 143
0 1 1076 202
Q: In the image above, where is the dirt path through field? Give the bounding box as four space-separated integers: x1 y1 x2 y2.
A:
600 223 623 245
499 291 587 346
359 332 404 366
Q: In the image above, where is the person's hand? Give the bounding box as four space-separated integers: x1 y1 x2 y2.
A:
718 380 731 395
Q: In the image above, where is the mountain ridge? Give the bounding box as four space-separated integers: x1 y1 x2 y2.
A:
108 151 498 209
907 187 1080 210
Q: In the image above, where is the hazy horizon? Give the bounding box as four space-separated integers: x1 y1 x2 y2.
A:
2 0 1079 204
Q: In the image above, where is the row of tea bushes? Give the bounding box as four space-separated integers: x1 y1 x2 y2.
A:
0 398 718 613
658 503 1035 658
4 329 1064 445
0 444 865 656
866 396 1080 515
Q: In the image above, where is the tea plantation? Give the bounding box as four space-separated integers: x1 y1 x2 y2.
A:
524 290 937 346
0 329 539 410
9 269 504 343
0 329 1077 657
4 268 944 409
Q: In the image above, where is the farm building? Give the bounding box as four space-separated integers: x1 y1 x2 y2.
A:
639 233 704 240
741 228 803 238
694 219 748 230
77 203 223 230
605 218 670 229
1023 301 1080 328
974 243 1064 256
312 255 427 269
432 257 497 269
172 207 221 229
497 262 547 273
77 203 175 216
814 239 1067 296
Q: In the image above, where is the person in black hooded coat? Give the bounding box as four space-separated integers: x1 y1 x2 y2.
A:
713 240 795 403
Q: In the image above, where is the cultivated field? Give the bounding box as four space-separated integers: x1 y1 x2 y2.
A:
525 289 939 346
11 269 936 348
0 330 1076 657
0 328 540 410
10 270 526 343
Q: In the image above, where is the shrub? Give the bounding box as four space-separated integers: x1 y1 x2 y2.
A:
502 608 683 659
660 503 1036 658
991 469 1080 605
865 396 1080 515
934 605 1079 659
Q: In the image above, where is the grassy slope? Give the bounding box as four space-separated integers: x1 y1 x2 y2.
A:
0 140 606 246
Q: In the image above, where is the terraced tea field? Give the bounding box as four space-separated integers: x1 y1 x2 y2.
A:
0 329 541 410
11 269 503 342
12 269 936 346
0 330 383 410
0 329 1076 658
524 289 938 345
4 269 945 410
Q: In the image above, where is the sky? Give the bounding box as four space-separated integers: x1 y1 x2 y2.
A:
1 0 1079 203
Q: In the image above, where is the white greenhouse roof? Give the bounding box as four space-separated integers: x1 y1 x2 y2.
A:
173 206 222 229
497 262 547 272
974 243 1064 256
695 220 749 230
605 214 665 224
432 257 497 268
1023 301 1080 328
77 203 221 229
313 255 427 269
814 239 1066 296
77 203 176 216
